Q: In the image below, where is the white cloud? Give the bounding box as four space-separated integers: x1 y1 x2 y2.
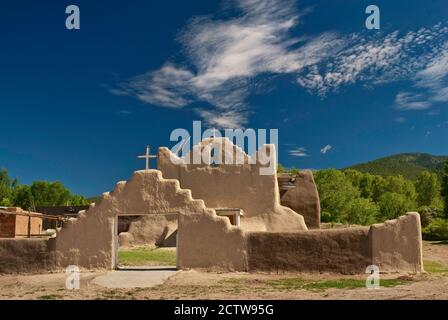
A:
395 92 431 110
320 144 332 154
416 43 448 90
394 117 407 123
195 108 247 128
289 147 308 157
297 24 448 96
126 64 194 108
393 41 448 111
112 0 448 125
113 0 343 127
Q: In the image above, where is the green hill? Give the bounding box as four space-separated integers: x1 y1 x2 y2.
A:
346 153 448 180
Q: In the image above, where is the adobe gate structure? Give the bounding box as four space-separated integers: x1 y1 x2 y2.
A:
0 139 424 274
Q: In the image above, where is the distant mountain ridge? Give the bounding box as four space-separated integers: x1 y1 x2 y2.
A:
346 153 448 180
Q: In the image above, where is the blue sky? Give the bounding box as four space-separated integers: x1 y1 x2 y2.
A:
0 0 447 197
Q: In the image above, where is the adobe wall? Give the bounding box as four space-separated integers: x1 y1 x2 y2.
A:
370 212 424 273
246 228 370 273
246 213 423 273
0 239 56 274
158 139 308 232
15 215 43 237
55 170 247 270
177 213 246 270
280 171 321 229
0 214 15 238
0 208 43 237
119 214 178 247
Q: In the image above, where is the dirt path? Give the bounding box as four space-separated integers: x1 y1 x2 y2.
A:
0 241 447 300
93 268 177 289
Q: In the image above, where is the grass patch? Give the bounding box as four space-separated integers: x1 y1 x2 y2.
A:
98 289 132 300
38 294 63 300
424 260 448 273
118 247 176 266
220 278 244 285
268 277 411 291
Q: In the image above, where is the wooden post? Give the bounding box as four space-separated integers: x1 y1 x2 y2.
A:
27 215 31 238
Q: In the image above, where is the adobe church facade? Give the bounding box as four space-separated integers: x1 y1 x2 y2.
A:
0 138 424 274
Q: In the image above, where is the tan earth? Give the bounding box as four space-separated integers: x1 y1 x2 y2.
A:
0 241 447 300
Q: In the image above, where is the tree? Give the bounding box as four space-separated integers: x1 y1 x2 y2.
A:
0 197 12 206
344 197 379 225
67 194 89 206
378 192 415 220
415 171 441 207
358 173 375 199
13 185 35 211
344 169 363 188
344 170 375 199
384 175 417 202
371 175 387 202
277 164 286 174
289 167 300 175
314 169 360 222
0 168 12 204
30 181 71 206
0 167 89 210
442 161 448 219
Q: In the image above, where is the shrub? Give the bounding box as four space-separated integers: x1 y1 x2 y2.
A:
378 192 415 220
320 211 333 223
314 169 360 222
344 198 379 225
418 206 442 227
422 218 448 241
277 164 286 174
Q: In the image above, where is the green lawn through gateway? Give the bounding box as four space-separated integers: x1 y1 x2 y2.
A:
118 247 177 266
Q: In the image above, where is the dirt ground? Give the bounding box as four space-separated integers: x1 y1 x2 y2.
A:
0 241 447 300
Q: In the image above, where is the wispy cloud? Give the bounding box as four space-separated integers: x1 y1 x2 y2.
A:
320 144 332 154
426 110 440 116
117 110 132 116
394 40 448 111
289 147 308 157
112 0 448 126
297 24 448 96
127 64 194 108
112 0 343 127
395 92 431 110
394 116 407 124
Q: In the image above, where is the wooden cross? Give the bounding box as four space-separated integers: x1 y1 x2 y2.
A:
137 145 157 170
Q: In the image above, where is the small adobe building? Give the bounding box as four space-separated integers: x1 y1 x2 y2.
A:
0 207 43 238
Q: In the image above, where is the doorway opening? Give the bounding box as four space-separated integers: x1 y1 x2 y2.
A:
114 213 178 270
